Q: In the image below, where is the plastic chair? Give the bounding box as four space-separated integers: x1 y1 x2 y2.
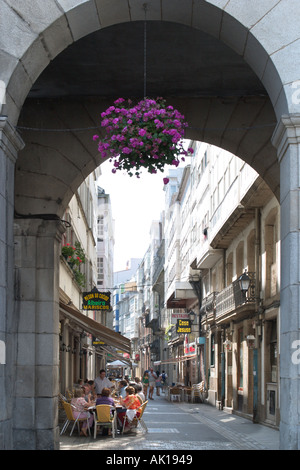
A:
93 405 117 439
183 387 192 402
169 387 181 402
60 401 91 436
191 383 205 403
58 393 68 410
65 389 75 402
122 400 148 434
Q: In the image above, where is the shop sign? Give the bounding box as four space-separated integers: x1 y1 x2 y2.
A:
171 313 190 320
176 319 192 334
82 290 111 310
92 338 105 345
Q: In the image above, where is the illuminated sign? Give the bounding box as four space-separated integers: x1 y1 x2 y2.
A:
82 289 111 310
176 319 192 334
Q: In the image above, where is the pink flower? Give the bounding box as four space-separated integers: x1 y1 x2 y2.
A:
163 177 170 185
93 135 99 141
114 98 125 105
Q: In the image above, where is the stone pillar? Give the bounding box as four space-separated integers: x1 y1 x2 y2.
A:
13 217 65 450
0 117 24 449
272 114 300 450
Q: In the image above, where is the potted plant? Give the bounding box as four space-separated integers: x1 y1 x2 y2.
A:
61 241 86 288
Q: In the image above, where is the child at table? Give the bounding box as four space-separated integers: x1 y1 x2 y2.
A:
71 387 94 436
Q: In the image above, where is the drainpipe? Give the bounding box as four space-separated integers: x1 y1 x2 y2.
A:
253 208 261 423
255 208 261 310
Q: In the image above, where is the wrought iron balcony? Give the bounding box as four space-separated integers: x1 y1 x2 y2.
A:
216 272 256 318
200 292 217 319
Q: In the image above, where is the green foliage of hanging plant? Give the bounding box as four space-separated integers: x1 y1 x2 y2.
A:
61 241 86 288
72 269 86 289
93 97 194 184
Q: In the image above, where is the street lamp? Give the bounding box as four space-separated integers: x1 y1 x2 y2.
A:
189 310 196 323
238 271 251 294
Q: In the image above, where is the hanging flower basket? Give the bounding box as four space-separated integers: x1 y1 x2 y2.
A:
93 97 193 184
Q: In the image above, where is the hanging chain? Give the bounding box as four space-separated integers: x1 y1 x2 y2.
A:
143 3 148 98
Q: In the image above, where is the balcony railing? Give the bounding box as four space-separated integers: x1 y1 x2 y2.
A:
200 292 217 317
216 272 256 317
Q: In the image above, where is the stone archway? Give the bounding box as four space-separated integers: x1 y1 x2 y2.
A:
0 0 300 450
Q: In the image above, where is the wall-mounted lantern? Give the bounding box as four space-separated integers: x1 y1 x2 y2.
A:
238 271 251 294
223 338 232 351
246 334 256 349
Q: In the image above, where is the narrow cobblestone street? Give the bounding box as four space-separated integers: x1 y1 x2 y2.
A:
60 392 279 451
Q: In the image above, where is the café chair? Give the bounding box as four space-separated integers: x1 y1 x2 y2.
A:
183 387 192 402
191 382 205 403
122 400 148 434
93 404 117 439
169 387 181 402
60 401 91 436
58 393 68 410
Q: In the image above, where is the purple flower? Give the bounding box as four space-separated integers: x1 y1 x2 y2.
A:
163 177 170 185
95 97 189 181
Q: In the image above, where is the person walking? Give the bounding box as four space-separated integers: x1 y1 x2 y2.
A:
142 371 149 399
148 368 157 400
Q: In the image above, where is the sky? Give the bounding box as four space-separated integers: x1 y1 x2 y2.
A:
97 160 169 272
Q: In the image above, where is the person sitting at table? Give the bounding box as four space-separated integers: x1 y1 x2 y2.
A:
87 380 96 398
82 382 92 402
118 386 141 432
95 387 115 407
71 387 94 436
135 383 145 404
118 380 128 398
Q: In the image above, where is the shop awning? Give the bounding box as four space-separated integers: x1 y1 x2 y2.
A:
157 354 197 365
59 300 131 355
99 344 131 366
